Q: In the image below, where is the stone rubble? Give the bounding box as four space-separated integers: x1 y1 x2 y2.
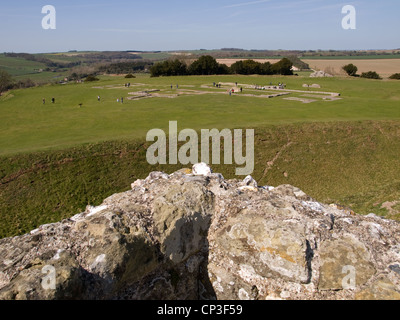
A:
0 164 399 300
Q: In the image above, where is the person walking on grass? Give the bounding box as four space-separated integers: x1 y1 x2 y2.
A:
42 98 45 104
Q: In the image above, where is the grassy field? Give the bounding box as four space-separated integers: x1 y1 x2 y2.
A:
0 55 46 77
0 54 69 83
1 74 400 155
1 73 400 238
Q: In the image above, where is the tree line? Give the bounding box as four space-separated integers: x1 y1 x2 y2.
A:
98 61 153 74
150 56 294 77
342 63 383 80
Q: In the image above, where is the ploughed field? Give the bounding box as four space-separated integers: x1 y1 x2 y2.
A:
303 59 400 78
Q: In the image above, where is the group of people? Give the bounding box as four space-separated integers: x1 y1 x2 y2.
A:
213 82 242 91
228 87 243 95
96 96 124 103
42 98 55 104
42 95 128 105
124 83 131 88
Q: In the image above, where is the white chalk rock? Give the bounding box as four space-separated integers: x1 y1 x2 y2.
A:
192 163 212 176
86 205 108 217
242 175 258 188
131 179 145 189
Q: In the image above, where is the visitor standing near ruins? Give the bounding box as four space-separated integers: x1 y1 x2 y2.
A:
51 98 55 104
42 98 45 104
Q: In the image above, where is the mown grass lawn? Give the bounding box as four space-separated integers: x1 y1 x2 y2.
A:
1 74 399 155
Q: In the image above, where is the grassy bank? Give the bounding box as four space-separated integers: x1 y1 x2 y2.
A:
1 120 399 238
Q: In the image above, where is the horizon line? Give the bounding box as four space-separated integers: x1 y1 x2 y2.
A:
2 48 400 55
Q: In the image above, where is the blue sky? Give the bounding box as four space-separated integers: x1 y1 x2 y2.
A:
1 0 399 53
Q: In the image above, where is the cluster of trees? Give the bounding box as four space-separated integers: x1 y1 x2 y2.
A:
98 61 153 75
342 64 382 79
73 51 143 63
150 56 294 77
150 59 190 77
0 70 36 94
188 55 230 75
231 58 293 75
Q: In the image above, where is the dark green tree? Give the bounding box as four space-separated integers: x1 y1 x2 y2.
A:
260 62 273 75
150 62 166 77
0 70 14 94
231 60 262 75
389 73 400 80
217 63 231 75
85 75 100 82
342 64 358 76
271 58 293 75
150 59 187 77
188 55 220 75
230 60 244 74
360 71 382 80
169 59 188 76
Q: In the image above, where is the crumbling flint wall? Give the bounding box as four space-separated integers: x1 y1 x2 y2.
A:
0 163 399 300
